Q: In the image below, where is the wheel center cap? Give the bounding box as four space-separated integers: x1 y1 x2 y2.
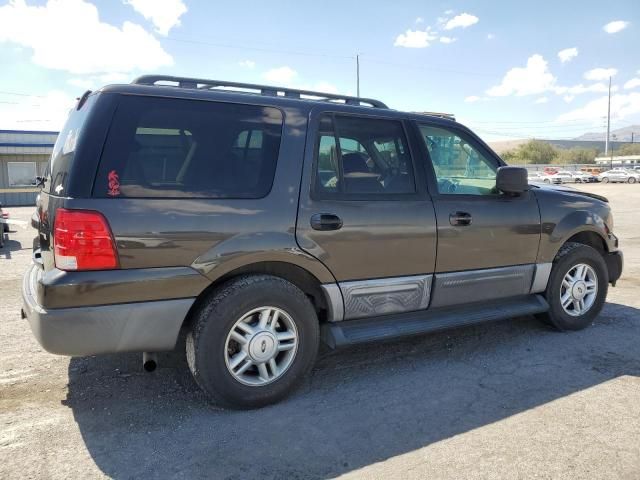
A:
572 281 587 300
248 331 277 362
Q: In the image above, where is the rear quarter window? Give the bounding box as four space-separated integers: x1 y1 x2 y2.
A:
45 94 97 195
94 96 283 199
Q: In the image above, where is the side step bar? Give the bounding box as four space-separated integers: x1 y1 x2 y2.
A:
321 295 549 348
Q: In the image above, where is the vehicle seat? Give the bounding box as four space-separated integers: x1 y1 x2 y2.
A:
342 152 383 193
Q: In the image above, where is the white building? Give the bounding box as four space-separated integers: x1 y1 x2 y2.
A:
594 154 640 167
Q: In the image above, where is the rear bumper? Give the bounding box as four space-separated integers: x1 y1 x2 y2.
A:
22 264 195 356
605 250 623 286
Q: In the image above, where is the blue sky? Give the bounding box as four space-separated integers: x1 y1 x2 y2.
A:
0 0 638 141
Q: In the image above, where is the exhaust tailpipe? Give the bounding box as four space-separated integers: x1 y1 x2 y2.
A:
142 352 158 372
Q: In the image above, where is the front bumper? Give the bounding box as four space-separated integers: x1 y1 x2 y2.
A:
604 250 623 286
22 263 195 356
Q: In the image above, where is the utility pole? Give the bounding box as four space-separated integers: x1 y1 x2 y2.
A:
605 76 611 155
356 54 360 98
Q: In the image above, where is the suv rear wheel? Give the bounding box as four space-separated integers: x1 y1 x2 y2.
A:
538 242 608 331
186 275 319 409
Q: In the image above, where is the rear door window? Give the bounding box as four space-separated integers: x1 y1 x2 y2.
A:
94 96 283 198
314 114 416 197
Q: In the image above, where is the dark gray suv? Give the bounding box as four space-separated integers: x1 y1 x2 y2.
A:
22 76 623 408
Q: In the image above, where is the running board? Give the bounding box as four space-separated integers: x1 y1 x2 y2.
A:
321 295 549 348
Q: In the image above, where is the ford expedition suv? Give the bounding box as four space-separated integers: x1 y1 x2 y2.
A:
22 76 623 408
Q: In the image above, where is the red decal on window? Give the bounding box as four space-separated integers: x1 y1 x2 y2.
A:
107 170 120 197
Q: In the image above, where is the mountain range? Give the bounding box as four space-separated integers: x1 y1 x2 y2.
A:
573 125 640 142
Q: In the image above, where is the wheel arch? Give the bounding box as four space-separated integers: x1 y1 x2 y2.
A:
182 260 335 335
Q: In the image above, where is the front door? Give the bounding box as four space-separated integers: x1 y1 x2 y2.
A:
296 111 437 320
415 122 541 308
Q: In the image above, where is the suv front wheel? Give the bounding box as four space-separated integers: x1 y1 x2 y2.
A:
186 275 319 409
539 242 608 331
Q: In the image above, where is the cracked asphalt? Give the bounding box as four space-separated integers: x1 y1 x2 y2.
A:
1 183 639 479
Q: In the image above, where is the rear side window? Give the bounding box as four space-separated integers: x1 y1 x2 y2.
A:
45 94 97 195
314 114 415 197
95 96 283 198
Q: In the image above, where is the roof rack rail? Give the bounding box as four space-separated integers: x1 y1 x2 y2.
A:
132 75 388 109
414 111 456 121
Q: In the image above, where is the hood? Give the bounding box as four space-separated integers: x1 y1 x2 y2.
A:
531 183 608 203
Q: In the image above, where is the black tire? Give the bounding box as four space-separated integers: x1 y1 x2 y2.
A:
628 177 636 184
186 275 319 409
538 242 608 331
601 177 609 183
0 231 4 249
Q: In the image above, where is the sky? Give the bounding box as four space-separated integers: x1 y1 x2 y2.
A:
0 0 638 141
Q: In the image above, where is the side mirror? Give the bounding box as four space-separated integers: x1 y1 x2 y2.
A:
496 166 529 194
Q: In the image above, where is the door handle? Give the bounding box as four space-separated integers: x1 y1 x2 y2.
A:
449 211 472 226
310 213 343 231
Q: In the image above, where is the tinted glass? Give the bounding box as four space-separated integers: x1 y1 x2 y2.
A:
315 114 415 196
45 94 97 195
419 124 498 195
95 96 283 198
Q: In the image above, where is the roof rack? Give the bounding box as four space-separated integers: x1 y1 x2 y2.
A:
414 111 456 121
132 75 388 109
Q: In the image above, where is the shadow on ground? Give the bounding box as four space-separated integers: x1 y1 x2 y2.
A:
0 237 22 259
63 302 640 479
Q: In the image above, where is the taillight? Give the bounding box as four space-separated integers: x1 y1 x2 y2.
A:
53 208 118 271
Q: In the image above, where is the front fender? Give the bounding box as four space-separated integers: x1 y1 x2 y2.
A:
538 210 610 263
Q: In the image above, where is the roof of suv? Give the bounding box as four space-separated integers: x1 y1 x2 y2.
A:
96 74 458 127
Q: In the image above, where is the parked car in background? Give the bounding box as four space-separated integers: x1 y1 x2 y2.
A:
543 171 571 184
527 171 547 183
569 171 598 183
581 167 603 176
598 169 640 183
0 202 8 248
543 166 559 175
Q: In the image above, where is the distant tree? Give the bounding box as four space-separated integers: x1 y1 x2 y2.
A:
616 144 640 156
555 147 598 165
516 140 558 164
500 149 518 164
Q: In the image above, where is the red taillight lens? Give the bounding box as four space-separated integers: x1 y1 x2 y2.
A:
54 208 118 271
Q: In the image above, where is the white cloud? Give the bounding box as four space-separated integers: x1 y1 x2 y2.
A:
394 28 437 48
443 13 479 30
465 95 481 103
0 90 75 130
310 81 339 94
487 33 495 40
487 54 556 96
67 73 131 90
603 20 629 34
556 92 640 123
624 78 640 89
557 47 578 63
584 67 618 81
238 60 256 69
535 97 549 104
439 36 456 44
263 66 298 84
555 82 614 95
415 17 424 24
124 0 187 36
0 0 172 75
563 95 575 103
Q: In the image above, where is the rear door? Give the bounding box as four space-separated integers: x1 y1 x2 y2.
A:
414 121 541 308
296 110 437 320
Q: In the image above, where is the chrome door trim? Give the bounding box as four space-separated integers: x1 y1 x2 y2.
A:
338 274 432 320
430 264 535 308
530 262 552 293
